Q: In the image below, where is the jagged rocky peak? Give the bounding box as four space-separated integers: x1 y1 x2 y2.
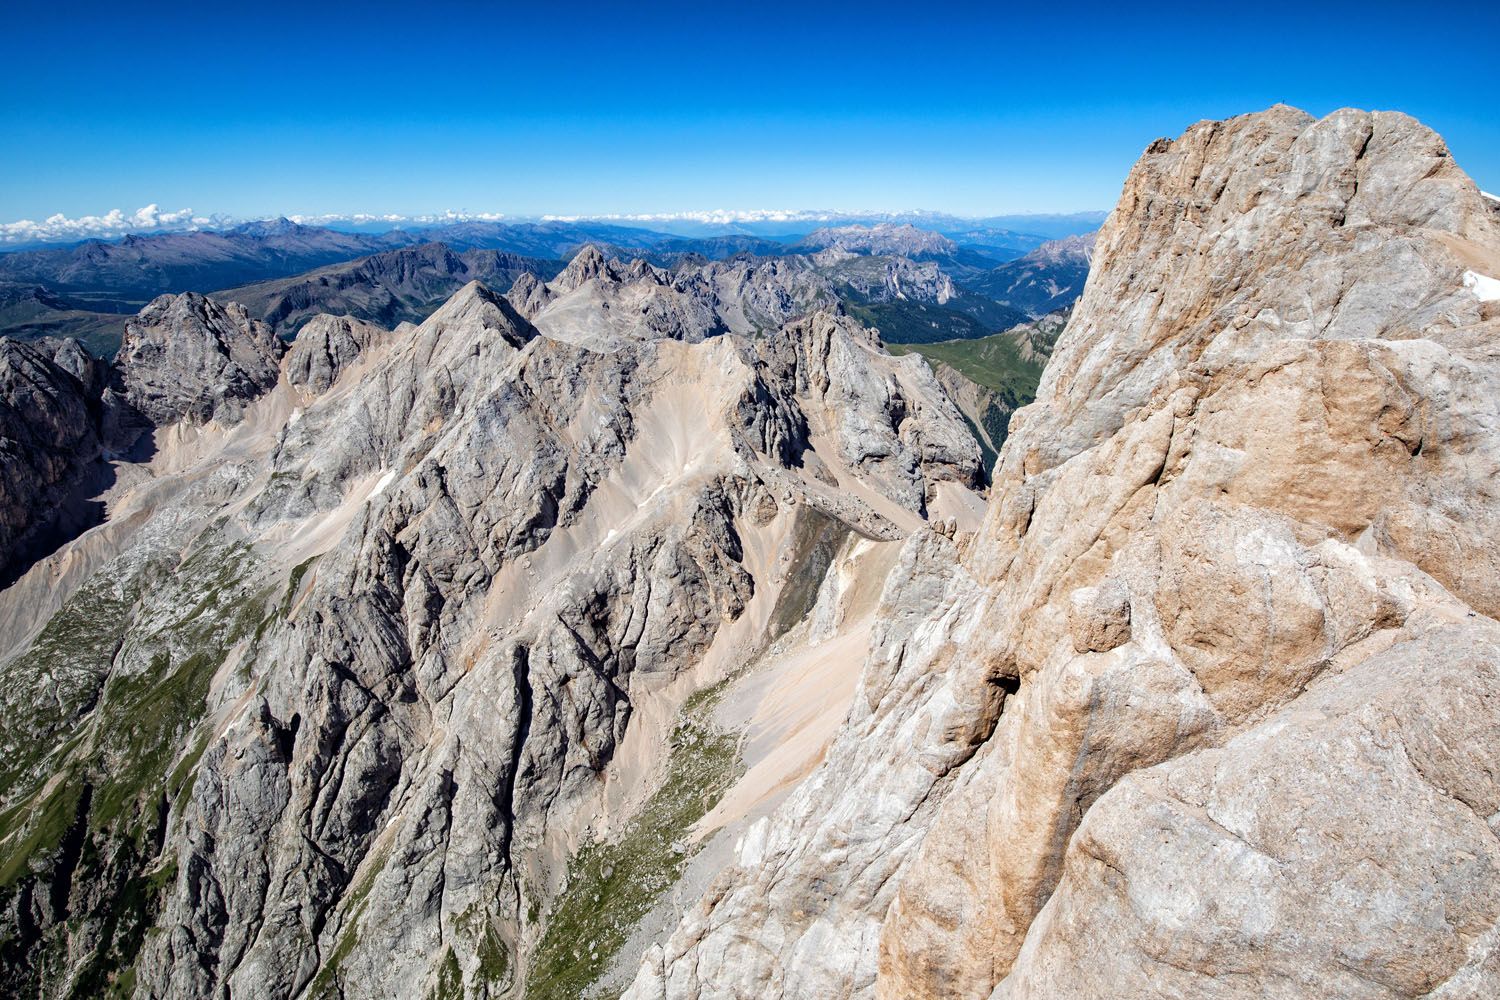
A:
812 247 958 303
622 104 1500 1000
283 314 388 394
521 245 839 349
552 241 660 292
505 269 553 318
0 234 988 999
418 278 536 347
113 290 285 427
1022 229 1095 265
6 102 1498 1000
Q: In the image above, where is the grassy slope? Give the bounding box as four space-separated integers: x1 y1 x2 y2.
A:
525 683 742 1000
887 329 1046 406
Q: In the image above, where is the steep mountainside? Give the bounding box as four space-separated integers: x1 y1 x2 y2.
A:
795 224 1009 279
0 337 111 584
807 249 1026 334
514 247 843 349
965 230 1096 317
795 223 958 257
0 248 983 998
888 308 1072 466
622 104 1500 1000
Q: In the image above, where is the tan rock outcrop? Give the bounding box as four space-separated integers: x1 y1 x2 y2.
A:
625 105 1500 1000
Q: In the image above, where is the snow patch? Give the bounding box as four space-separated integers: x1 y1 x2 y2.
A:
1463 270 1500 303
369 468 397 497
1482 190 1499 203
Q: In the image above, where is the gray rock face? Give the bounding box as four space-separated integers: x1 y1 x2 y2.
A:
114 291 285 428
0 230 980 999
283 314 387 395
9 102 1497 1000
526 245 839 349
0 337 103 578
809 248 958 304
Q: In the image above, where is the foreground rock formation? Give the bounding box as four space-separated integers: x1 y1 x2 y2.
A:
623 105 1500 999
1 104 1497 1000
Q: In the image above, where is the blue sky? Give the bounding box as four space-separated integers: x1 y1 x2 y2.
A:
3 0 1497 224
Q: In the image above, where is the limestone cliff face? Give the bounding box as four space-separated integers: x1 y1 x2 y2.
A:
624 106 1500 1000
113 291 286 429
525 246 839 349
0 254 979 998
0 338 105 580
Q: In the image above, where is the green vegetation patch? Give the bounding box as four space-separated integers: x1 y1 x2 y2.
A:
90 542 266 833
525 685 743 1000
429 947 464 1000
0 539 263 879
0 570 146 805
887 330 1047 407
307 845 390 1000
846 300 1001 345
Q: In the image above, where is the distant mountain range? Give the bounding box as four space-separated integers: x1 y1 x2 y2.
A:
0 217 1100 353
0 220 417 311
965 232 1096 317
213 244 564 334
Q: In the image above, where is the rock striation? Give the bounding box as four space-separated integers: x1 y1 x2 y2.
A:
4 104 1500 1000
0 237 980 999
521 245 839 349
0 337 106 579
622 105 1500 1000
113 291 285 428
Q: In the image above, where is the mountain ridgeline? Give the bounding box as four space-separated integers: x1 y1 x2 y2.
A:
3 105 1498 1000
0 214 1099 358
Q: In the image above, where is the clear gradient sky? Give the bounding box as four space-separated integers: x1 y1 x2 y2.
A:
3 0 1497 223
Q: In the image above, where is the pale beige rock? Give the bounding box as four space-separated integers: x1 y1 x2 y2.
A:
624 105 1500 1000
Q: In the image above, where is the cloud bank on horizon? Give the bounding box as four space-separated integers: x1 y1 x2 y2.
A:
0 205 226 246
0 204 1112 247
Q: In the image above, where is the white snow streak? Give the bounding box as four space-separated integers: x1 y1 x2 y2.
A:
369 468 397 497
1463 270 1500 302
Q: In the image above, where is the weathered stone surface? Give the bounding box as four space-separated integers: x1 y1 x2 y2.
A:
7 103 1500 1000
114 291 285 427
622 105 1500 1000
0 337 103 578
528 245 838 349
0 234 982 999
283 314 387 394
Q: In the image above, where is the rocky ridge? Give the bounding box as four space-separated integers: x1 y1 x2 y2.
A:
213 243 562 335
622 105 1500 1000
796 223 959 258
0 243 982 999
966 230 1096 317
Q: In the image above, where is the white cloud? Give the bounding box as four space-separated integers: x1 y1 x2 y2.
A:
540 209 842 224
0 204 224 245
0 205 972 247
